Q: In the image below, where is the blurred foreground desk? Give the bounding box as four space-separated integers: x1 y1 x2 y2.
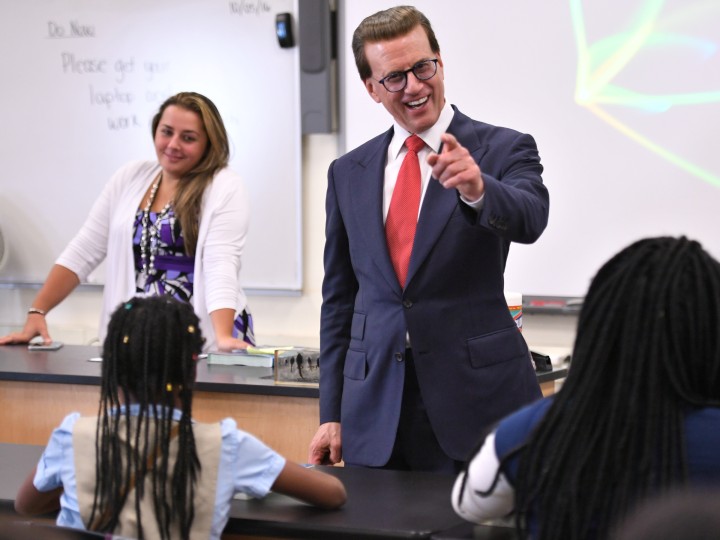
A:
225 465 515 539
0 443 511 539
0 345 566 465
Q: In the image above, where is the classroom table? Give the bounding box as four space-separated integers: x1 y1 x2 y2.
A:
0 344 319 463
0 443 514 539
0 344 567 464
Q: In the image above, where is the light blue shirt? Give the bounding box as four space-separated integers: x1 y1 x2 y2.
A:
33 406 286 540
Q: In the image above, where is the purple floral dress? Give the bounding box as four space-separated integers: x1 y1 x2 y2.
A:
132 208 255 345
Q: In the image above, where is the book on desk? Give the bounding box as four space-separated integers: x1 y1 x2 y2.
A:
206 346 281 367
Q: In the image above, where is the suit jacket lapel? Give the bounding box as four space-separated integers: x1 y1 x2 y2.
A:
407 177 456 285
348 129 403 294
406 108 489 286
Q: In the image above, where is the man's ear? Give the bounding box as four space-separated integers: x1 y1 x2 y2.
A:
364 79 382 103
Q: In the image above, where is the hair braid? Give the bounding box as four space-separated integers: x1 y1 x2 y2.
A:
500 237 720 540
88 296 204 540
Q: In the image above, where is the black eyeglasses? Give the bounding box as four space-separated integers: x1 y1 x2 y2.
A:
377 59 439 93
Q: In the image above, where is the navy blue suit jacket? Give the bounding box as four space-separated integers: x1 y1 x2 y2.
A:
320 106 549 465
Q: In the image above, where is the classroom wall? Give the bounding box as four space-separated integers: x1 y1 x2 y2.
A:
0 132 577 350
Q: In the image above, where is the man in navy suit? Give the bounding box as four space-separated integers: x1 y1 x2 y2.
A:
308 6 549 472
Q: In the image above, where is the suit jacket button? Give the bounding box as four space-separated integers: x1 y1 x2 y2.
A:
395 352 404 362
403 299 413 308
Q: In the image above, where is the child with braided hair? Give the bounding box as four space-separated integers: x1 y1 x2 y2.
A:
452 236 720 540
15 295 346 540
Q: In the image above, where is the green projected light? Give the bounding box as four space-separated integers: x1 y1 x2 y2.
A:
571 0 720 187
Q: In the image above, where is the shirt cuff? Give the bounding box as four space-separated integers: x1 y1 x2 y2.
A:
460 192 485 211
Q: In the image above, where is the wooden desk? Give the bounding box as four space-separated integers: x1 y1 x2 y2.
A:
0 345 566 464
0 443 510 539
0 345 318 463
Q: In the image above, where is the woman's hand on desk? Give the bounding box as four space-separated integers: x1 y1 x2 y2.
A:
210 308 250 352
215 335 249 352
0 314 52 346
0 264 79 346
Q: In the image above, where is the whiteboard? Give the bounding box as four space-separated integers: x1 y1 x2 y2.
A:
0 0 302 292
339 0 720 298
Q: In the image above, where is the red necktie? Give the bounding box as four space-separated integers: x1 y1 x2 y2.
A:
386 134 425 288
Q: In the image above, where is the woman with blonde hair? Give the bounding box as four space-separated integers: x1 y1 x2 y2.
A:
0 92 254 351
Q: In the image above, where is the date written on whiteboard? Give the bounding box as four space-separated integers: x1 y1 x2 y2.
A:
229 1 271 16
47 20 96 39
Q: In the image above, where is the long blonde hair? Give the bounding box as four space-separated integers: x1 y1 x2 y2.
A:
151 92 230 256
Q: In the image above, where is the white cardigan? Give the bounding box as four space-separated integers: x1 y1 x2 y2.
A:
56 160 250 351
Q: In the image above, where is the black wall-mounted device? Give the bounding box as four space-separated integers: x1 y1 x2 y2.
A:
276 13 294 48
